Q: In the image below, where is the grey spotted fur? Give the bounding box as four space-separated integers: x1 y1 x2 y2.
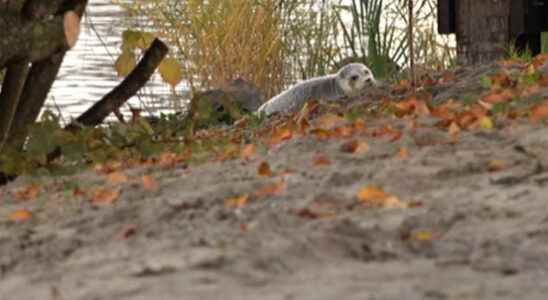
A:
256 63 376 116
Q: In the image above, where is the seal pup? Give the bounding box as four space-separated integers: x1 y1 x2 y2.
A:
256 63 377 116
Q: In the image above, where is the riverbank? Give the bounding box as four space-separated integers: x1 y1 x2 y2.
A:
0 60 548 299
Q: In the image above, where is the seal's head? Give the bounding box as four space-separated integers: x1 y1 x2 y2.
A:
336 63 377 97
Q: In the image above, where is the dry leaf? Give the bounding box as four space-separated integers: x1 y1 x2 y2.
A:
397 147 410 158
314 113 346 130
90 187 121 205
357 186 407 208
340 140 369 154
257 161 274 177
412 230 435 241
254 181 285 197
142 175 159 191
312 153 331 166
240 144 257 160
487 160 507 172
225 194 249 208
448 121 460 136
530 101 548 122
107 172 128 184
14 183 41 201
8 209 32 222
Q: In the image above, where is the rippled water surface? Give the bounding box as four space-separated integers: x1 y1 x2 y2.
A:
48 0 181 120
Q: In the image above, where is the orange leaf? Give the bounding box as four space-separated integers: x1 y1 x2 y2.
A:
254 181 285 198
14 183 40 201
267 127 293 146
142 175 159 191
357 186 407 208
8 209 32 222
312 153 331 166
90 187 121 205
257 161 274 177
107 172 128 184
530 101 548 122
240 144 257 160
397 147 410 158
314 113 346 130
482 89 514 104
357 186 389 204
225 194 249 208
340 140 369 154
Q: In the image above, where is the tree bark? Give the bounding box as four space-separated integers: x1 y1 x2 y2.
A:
455 0 511 65
0 62 30 151
0 12 80 67
5 0 88 145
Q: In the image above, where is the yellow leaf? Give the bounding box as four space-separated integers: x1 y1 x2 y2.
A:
479 116 494 129
413 230 434 241
115 50 136 77
159 57 183 87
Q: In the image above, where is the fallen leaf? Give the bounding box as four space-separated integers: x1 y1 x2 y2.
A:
14 183 41 201
357 185 406 208
340 140 369 154
116 224 137 239
90 187 121 205
487 159 507 172
240 144 257 160
397 147 410 158
225 194 250 208
479 116 494 129
107 172 128 184
530 101 548 122
439 71 456 83
448 121 460 136
312 153 331 166
142 175 159 191
412 230 435 241
254 181 285 198
314 113 346 130
257 161 274 177
8 209 32 222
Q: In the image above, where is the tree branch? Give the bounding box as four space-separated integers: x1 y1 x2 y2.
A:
68 38 169 129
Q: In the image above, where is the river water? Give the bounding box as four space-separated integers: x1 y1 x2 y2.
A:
47 0 183 121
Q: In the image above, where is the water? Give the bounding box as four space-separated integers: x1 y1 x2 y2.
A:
47 0 183 121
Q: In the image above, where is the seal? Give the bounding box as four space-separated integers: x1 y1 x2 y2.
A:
256 63 377 116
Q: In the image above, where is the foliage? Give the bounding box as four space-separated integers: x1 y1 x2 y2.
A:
4 53 548 180
117 0 287 99
334 0 405 79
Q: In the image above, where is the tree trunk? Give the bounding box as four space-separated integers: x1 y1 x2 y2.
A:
455 0 511 65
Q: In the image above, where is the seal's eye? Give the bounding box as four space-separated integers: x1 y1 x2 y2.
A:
350 75 360 81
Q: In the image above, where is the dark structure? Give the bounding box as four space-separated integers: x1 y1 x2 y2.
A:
438 0 548 65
